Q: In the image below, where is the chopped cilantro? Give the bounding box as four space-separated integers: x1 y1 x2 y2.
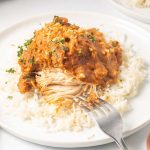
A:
17 46 24 57
49 48 56 55
24 38 32 47
53 16 59 23
61 45 69 51
6 68 16 73
59 38 65 44
20 59 26 65
51 38 57 42
17 38 33 57
51 38 65 44
89 36 96 42
29 57 34 64
7 96 13 99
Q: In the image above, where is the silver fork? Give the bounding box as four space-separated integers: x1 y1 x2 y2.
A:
73 92 128 150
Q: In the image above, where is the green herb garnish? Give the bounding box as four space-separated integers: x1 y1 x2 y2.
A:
17 46 24 57
6 68 16 73
52 38 65 44
53 16 59 23
89 36 96 42
20 58 26 65
29 57 34 64
7 96 13 99
49 48 56 55
59 38 65 44
24 38 32 47
17 38 33 57
61 45 69 51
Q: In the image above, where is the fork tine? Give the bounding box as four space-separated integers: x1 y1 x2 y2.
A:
73 97 92 112
98 98 119 114
95 103 111 116
79 95 110 115
73 100 90 112
77 102 90 112
92 104 106 115
75 94 116 117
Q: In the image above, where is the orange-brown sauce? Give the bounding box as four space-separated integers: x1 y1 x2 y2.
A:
18 16 122 93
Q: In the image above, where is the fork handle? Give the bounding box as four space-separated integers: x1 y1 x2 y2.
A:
115 138 128 150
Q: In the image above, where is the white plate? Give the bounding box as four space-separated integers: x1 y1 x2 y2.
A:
109 0 150 24
0 12 150 148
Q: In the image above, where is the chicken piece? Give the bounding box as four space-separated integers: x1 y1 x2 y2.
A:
18 16 122 93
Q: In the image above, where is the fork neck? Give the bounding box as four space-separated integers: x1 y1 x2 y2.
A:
115 138 128 150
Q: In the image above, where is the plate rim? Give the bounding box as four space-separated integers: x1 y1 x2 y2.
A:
0 11 150 147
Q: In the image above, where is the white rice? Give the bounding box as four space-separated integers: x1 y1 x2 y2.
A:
0 31 146 132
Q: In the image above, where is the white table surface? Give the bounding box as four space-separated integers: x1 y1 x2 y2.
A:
0 0 150 149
